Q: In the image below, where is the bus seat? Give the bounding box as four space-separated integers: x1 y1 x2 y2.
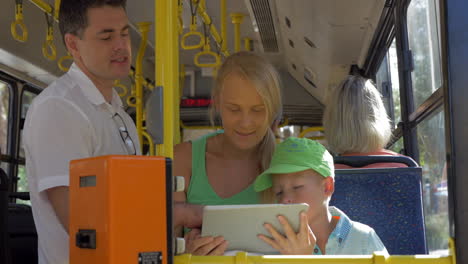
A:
334 155 419 168
8 199 38 263
330 165 427 255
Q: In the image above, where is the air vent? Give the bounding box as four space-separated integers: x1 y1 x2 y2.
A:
289 39 294 48
304 67 317 88
285 16 291 28
304 37 317 48
249 0 279 52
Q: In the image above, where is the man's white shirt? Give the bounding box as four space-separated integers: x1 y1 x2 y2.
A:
23 63 141 264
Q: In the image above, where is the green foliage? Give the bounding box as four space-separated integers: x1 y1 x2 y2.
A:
425 213 449 251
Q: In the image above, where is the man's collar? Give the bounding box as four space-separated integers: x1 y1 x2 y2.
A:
68 63 123 110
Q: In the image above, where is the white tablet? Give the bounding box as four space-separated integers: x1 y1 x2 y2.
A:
201 203 309 253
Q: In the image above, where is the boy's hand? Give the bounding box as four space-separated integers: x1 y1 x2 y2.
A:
184 228 229 255
258 212 316 255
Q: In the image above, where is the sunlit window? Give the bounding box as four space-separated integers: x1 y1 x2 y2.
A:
407 0 442 108
417 108 448 254
0 82 9 156
376 39 401 128
0 82 9 175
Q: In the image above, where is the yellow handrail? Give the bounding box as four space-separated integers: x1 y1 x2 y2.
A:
194 43 221 68
129 68 154 91
174 251 454 264
141 130 155 156
196 0 229 57
30 0 52 18
42 13 57 61
278 118 289 128
220 0 227 52
181 25 205 50
113 80 128 97
54 0 60 20
244 37 252 51
230 13 245 52
57 53 73 72
11 0 28 42
181 1 204 50
126 95 137 108
299 126 324 138
135 22 152 154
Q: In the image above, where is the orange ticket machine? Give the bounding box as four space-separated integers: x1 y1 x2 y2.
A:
69 155 172 264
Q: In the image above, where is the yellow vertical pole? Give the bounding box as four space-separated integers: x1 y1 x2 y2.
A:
156 0 178 159
220 0 227 52
243 37 251 51
230 13 245 52
135 22 152 154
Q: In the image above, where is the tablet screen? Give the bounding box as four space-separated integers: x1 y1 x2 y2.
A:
201 203 309 253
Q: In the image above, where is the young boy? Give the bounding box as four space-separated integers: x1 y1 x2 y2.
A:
253 137 388 255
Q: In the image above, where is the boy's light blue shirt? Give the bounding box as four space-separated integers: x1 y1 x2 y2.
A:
224 206 388 256
313 207 388 255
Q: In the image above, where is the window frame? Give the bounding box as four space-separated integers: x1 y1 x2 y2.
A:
0 72 19 194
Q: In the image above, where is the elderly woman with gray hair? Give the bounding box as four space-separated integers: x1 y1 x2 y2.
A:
322 75 409 169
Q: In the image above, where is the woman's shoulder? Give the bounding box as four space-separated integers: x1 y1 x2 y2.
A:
174 142 193 168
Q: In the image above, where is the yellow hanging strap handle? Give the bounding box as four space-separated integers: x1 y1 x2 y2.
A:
57 52 73 72
11 0 28 42
114 80 128 98
181 0 204 50
194 22 221 68
194 45 220 68
42 12 57 61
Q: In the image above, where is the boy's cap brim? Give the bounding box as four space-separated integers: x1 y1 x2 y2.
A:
254 164 310 192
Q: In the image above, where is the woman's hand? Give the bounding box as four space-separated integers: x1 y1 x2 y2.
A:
258 212 316 255
184 228 229 255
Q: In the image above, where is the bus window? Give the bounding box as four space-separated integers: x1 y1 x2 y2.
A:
17 88 39 204
388 40 401 127
376 39 401 128
390 136 404 154
0 81 9 173
407 0 442 108
418 108 448 254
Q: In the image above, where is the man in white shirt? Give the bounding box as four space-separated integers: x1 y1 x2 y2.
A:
23 1 140 263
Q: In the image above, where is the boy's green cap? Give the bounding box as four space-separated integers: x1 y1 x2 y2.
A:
254 137 334 192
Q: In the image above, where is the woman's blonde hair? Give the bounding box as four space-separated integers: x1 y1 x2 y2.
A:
210 51 282 172
323 75 391 155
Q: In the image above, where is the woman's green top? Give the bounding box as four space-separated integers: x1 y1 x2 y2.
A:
186 130 260 205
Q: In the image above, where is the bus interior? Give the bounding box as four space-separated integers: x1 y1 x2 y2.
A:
0 0 464 263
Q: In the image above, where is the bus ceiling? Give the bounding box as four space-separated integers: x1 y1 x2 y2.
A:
1 0 386 104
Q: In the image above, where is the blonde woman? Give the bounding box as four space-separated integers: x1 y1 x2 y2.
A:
173 51 283 255
323 75 409 169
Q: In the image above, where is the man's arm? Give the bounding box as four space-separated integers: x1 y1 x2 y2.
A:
46 186 69 232
24 98 91 235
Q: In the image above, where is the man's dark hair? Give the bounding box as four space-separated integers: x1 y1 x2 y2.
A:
59 0 127 44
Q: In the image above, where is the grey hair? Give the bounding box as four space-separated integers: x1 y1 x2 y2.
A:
323 75 391 155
